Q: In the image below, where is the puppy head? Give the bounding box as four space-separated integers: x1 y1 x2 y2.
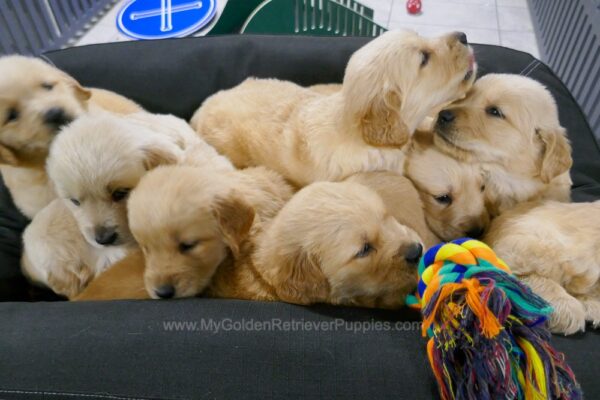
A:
257 182 423 308
406 137 490 241
433 74 572 182
128 166 251 299
0 56 90 167
47 114 180 249
342 30 476 147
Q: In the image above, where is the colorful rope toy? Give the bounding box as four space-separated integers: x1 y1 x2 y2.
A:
406 238 581 400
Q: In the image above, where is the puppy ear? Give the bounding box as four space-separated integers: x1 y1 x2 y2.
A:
142 145 179 170
269 250 330 305
359 88 410 148
0 144 19 166
57 70 91 102
212 193 255 259
537 126 572 183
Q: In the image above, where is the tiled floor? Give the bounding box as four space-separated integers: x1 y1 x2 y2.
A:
76 0 539 58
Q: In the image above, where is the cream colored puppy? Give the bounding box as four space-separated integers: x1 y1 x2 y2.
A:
22 113 233 297
192 30 476 186
405 131 490 241
0 55 142 218
484 201 600 335
433 74 572 216
128 165 294 299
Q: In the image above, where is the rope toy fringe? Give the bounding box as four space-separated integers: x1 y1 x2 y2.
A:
406 238 582 400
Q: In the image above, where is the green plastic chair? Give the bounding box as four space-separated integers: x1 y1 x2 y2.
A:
241 0 386 36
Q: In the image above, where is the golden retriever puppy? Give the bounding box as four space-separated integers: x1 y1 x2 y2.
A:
128 165 294 299
432 74 572 216
345 171 439 248
22 113 233 297
484 201 600 335
0 55 142 218
405 131 489 241
192 30 476 186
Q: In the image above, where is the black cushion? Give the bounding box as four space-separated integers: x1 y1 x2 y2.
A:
0 35 598 398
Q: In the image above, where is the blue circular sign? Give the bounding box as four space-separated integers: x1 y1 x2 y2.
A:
117 0 217 40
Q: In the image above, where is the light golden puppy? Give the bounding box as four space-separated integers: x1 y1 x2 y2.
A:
345 171 439 248
192 30 476 186
128 165 294 299
432 74 573 216
484 201 600 335
0 55 142 218
22 113 233 297
405 131 489 241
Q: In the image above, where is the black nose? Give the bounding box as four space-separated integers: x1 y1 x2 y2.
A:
43 107 71 127
437 109 455 125
155 285 175 299
466 226 485 239
405 243 423 264
94 226 118 245
455 32 468 45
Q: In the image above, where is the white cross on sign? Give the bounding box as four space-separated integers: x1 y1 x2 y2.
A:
129 0 203 32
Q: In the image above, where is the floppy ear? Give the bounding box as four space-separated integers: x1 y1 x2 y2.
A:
0 144 19 166
537 126 572 183
141 145 179 170
358 88 410 148
57 70 91 102
212 194 255 259
269 249 330 305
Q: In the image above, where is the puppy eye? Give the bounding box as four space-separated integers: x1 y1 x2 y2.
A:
41 82 54 90
480 184 486 192
434 194 453 205
70 198 80 206
420 51 430 67
485 106 504 118
111 188 130 202
355 243 374 258
178 241 199 254
6 108 19 124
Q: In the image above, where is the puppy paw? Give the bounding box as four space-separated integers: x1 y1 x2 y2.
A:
582 299 600 329
548 296 586 335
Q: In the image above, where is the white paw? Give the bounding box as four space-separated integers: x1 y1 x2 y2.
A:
548 296 586 335
583 299 600 329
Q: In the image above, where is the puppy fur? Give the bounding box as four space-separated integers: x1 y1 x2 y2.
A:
22 113 232 297
484 201 600 335
405 130 490 241
345 171 439 248
0 55 142 218
192 30 476 186
128 165 294 299
433 73 573 216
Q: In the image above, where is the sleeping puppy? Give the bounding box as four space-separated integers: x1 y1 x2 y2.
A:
405 131 490 241
345 171 439 248
128 165 294 299
192 29 476 186
0 55 142 218
484 201 600 335
432 74 572 216
22 113 233 298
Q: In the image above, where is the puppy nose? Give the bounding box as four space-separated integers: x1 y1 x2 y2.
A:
94 226 118 245
43 107 71 127
404 243 423 265
437 109 455 124
466 226 485 239
155 285 175 299
455 32 468 45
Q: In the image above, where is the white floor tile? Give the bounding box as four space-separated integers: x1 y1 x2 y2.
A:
497 5 534 31
393 23 500 45
496 0 528 7
500 30 539 58
388 0 498 31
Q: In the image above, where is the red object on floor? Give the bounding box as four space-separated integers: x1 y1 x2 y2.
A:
407 0 422 15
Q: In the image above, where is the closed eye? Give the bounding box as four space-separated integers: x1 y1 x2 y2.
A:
355 243 375 258
178 240 199 254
